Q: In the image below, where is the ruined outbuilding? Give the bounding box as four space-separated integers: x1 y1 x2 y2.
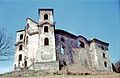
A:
14 9 113 72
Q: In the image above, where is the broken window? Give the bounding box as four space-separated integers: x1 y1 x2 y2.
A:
44 26 48 32
44 14 48 20
61 46 65 54
78 41 85 48
20 34 23 40
19 54 22 61
104 62 107 67
103 53 105 58
19 44 23 50
44 38 49 46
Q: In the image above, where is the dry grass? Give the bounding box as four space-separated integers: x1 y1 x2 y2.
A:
1 74 120 78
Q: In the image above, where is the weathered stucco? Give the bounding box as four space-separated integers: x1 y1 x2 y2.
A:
14 8 112 72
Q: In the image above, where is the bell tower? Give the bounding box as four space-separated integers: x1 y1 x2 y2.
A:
34 9 58 71
39 9 54 24
37 8 56 62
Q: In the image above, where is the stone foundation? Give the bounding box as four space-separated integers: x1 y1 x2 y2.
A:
32 61 59 72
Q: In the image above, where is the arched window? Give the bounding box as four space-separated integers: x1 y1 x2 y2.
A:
19 54 22 61
44 38 49 46
103 53 105 58
44 26 48 32
104 62 107 67
78 41 85 48
20 34 23 40
61 46 65 54
61 37 64 42
19 44 23 50
44 14 48 20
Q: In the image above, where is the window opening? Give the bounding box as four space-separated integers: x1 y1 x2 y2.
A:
20 34 23 40
104 62 107 67
78 41 85 48
61 46 65 54
44 38 49 46
19 54 22 61
103 53 105 58
19 44 23 50
26 36 28 44
44 26 48 32
44 14 48 20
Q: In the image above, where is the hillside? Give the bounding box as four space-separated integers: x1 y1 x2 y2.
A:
0 65 120 78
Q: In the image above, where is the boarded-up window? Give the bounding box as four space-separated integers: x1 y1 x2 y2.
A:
44 38 49 46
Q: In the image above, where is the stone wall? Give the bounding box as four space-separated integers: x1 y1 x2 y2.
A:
55 33 92 69
55 34 77 67
30 61 59 72
90 42 112 72
72 48 91 67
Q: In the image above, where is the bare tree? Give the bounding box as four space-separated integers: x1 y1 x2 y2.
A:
0 27 13 61
115 59 120 73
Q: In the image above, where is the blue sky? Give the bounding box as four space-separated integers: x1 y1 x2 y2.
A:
0 0 119 74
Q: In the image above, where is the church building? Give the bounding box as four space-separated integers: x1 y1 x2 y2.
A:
14 9 113 72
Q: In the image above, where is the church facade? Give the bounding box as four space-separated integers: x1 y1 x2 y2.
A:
14 9 112 72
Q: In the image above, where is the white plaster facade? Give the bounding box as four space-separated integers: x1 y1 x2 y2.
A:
14 9 57 70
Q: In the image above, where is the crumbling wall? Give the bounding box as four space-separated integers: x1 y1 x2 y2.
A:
72 48 90 66
55 34 92 69
55 34 77 69
90 42 113 72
